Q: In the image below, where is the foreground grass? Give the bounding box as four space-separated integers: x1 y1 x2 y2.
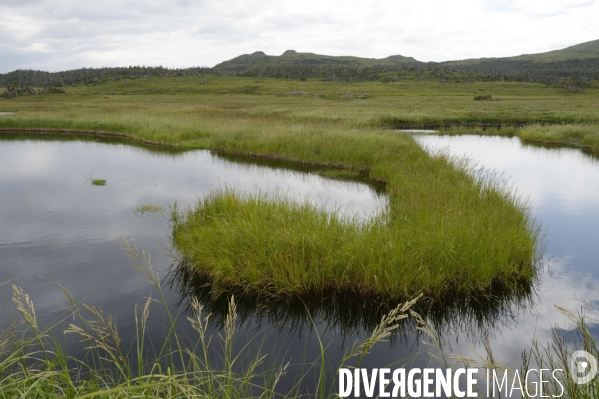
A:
0 240 420 398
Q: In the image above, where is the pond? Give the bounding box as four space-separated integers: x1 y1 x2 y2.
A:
415 134 599 364
1 132 598 393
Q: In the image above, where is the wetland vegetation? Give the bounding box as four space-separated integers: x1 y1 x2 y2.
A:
1 72 598 151
0 69 590 305
172 161 537 301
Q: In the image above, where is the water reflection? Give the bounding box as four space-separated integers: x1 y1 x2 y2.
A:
0 133 385 331
215 152 387 194
167 257 537 344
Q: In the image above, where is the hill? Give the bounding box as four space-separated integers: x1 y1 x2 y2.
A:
443 39 599 66
210 41 599 87
434 39 599 86
502 38 599 63
214 39 599 72
213 50 422 72
2 39 599 89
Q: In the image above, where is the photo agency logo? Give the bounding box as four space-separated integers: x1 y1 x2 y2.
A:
570 350 597 385
338 351 598 398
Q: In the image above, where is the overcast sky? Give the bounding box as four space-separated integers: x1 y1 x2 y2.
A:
0 0 598 73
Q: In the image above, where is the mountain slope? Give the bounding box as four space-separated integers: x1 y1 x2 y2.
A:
2 39 598 88
509 39 599 62
213 50 422 72
443 39 599 66
215 40 599 72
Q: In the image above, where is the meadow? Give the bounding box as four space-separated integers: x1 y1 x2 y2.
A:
1 75 598 149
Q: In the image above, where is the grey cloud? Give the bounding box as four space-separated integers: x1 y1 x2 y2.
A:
0 0 597 72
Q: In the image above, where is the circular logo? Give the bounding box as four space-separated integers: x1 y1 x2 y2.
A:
570 350 598 385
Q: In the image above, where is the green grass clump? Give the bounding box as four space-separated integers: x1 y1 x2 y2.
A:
519 124 599 153
173 132 539 301
91 178 106 186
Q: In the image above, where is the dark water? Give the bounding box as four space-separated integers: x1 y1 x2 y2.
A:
1 132 598 393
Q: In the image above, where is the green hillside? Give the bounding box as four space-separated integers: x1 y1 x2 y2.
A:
443 39 599 66
2 39 599 89
213 50 422 72
215 39 599 72
508 38 599 62
209 41 599 85
433 39 599 84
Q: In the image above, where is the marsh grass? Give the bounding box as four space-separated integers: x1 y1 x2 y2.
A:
0 73 595 397
1 76 599 153
173 139 540 302
439 123 599 154
519 124 599 153
1 77 599 149
0 239 424 398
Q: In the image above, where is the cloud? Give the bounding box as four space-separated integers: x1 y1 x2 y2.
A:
0 0 598 72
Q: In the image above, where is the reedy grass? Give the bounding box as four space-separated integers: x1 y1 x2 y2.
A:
539 302 599 398
2 76 599 155
519 124 599 154
0 239 424 398
1 77 599 149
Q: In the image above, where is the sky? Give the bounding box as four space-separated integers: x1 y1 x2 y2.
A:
0 0 598 73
